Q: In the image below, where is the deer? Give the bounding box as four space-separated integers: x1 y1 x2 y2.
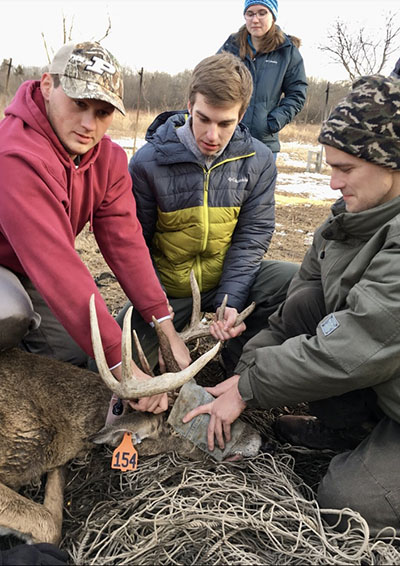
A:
0 273 261 546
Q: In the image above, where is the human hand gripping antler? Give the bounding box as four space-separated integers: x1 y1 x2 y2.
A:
176 270 256 344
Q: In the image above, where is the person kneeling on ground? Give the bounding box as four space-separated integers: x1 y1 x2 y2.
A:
119 52 298 371
184 74 400 537
0 41 190 420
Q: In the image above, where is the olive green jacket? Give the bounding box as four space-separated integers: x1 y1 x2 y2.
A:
237 196 400 423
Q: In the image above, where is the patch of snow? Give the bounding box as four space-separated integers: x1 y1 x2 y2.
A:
277 172 335 201
278 152 308 168
112 138 146 150
281 141 320 151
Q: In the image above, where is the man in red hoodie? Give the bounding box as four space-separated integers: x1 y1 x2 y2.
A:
0 41 190 415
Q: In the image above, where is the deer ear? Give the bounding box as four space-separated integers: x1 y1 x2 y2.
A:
89 425 125 446
89 412 164 446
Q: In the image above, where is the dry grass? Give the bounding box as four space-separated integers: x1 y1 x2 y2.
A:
279 122 321 145
107 109 156 142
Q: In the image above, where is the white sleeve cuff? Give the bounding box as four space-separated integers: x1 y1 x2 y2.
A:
149 314 172 327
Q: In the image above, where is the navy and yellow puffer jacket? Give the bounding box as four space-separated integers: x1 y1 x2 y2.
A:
129 111 276 312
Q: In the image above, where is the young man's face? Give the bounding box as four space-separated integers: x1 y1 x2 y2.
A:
188 93 243 156
40 73 115 160
325 145 399 213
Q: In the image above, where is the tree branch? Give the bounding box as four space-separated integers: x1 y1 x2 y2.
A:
318 12 400 80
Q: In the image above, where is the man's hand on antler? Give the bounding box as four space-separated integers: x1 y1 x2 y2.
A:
209 306 246 341
111 362 169 414
157 318 192 372
166 298 175 320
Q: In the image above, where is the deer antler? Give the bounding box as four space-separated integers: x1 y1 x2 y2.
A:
89 294 221 399
178 270 256 343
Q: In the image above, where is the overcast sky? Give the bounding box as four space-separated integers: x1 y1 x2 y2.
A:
1 0 399 81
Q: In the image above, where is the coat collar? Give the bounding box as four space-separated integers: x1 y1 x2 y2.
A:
322 196 400 241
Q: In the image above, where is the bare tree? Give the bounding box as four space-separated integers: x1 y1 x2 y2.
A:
62 13 75 44
41 12 112 64
319 12 400 81
97 14 112 43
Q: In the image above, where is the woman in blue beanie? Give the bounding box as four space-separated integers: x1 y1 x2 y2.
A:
218 1 307 157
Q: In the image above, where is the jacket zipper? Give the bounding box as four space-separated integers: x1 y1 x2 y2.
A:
195 152 256 289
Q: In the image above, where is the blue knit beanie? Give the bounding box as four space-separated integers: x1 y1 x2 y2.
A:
243 0 278 20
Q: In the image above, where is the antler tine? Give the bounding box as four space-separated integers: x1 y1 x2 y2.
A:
110 341 222 398
152 316 180 373
189 269 201 328
178 272 256 343
132 329 154 377
121 305 133 383
217 294 228 321
89 294 120 392
90 293 222 398
234 301 256 326
177 270 210 343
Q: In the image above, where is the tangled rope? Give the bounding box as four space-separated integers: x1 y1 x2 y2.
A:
61 447 400 565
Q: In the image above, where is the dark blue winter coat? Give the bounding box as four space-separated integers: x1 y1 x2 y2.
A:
218 30 307 153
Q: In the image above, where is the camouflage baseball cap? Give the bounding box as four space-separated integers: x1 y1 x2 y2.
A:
319 75 400 170
49 41 125 115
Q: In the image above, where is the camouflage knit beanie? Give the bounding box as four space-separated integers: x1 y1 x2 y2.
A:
318 75 400 170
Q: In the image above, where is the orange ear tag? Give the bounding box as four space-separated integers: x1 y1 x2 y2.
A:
111 432 138 472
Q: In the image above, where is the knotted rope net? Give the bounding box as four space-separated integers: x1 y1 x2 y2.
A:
60 430 400 565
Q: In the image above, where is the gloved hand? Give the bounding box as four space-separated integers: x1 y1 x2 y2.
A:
0 543 68 565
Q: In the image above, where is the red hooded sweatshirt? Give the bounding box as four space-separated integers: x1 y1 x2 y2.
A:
0 81 170 367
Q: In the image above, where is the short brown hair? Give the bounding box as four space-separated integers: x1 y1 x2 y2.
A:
188 53 253 117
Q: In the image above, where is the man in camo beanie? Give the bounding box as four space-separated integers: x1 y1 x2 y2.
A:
186 68 400 536
318 74 400 170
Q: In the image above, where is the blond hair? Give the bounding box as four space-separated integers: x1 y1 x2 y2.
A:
188 53 253 117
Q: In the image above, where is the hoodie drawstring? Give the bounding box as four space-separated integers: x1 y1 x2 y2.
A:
88 164 94 233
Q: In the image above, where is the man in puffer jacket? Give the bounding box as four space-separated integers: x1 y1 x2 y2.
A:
119 53 298 370
185 75 400 536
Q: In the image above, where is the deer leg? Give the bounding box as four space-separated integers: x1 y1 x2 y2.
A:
0 467 65 545
42 466 66 544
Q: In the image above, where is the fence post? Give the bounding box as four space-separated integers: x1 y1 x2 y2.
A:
5 58 12 95
132 67 144 155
